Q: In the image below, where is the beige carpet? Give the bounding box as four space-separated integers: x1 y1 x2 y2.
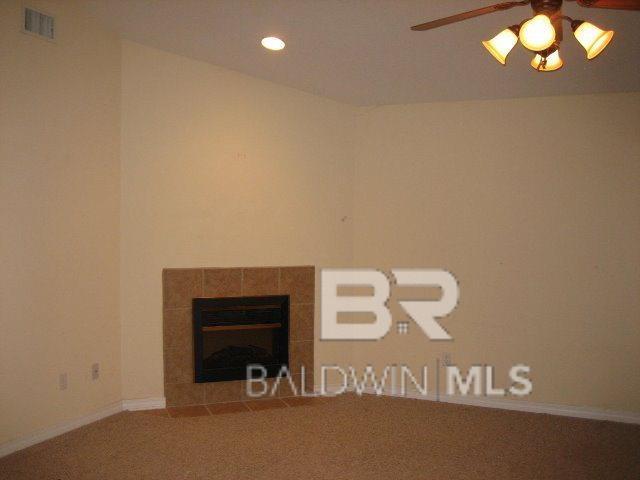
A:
1 395 639 479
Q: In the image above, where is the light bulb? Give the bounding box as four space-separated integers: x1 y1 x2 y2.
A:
531 49 563 72
572 21 614 60
482 27 519 65
519 14 556 52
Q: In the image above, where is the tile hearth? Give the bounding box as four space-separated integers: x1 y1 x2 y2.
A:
156 396 328 418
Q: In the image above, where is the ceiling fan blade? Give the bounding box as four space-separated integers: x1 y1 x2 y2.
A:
411 1 530 31
577 0 640 9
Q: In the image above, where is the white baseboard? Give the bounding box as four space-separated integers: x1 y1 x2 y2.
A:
421 392 640 424
318 385 640 425
0 401 122 458
0 396 167 458
121 397 166 411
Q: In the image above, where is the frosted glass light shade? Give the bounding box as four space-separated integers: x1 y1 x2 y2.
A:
531 49 563 72
482 28 519 65
519 14 556 52
573 22 614 59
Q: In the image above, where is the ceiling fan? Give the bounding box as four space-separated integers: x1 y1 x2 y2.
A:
411 0 640 71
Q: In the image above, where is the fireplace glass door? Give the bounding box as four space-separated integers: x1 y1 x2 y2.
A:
193 296 289 382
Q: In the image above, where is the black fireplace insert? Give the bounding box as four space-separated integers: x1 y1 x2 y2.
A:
193 295 289 383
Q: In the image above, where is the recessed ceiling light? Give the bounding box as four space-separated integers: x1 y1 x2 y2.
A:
261 36 285 51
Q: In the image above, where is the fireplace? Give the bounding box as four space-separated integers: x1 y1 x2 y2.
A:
193 295 290 383
163 266 313 406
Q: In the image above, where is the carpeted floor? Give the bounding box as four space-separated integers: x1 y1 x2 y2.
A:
1 395 639 479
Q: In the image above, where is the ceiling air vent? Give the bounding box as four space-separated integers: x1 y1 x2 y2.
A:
23 7 55 40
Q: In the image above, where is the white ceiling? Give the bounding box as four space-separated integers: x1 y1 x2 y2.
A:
86 0 640 106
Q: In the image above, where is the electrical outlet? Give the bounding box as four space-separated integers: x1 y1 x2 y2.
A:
59 373 68 390
443 353 452 366
91 363 100 380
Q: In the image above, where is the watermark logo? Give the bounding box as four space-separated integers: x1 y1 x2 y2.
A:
243 268 532 401
244 364 532 399
321 269 459 340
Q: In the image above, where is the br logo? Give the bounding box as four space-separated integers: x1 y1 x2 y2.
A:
321 269 459 341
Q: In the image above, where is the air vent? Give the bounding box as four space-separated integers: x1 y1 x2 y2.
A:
24 7 55 40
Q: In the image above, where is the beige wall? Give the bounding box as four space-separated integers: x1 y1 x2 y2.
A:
120 42 356 400
351 93 640 412
0 0 121 444
121 41 640 414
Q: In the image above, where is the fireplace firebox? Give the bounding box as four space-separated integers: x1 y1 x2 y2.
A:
193 296 289 383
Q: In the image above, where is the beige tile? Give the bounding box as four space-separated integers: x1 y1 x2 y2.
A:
280 266 314 304
163 308 192 352
206 402 249 415
273 374 298 398
241 375 296 399
203 268 242 298
239 378 278 400
163 347 193 384
274 373 315 398
238 372 315 399
290 303 314 341
243 398 288 411
204 380 242 403
304 369 315 393
168 405 210 418
290 340 314 374
285 371 315 396
164 383 205 407
242 267 279 296
163 269 202 308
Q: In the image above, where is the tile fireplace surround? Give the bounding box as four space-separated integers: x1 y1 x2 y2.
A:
162 266 315 407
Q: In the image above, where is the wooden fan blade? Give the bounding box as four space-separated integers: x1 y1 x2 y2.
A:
577 0 640 9
411 1 530 31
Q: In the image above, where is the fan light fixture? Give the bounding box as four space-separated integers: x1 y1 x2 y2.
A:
482 26 520 64
571 20 614 59
531 46 564 71
482 12 614 71
410 0 630 73
519 14 556 51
